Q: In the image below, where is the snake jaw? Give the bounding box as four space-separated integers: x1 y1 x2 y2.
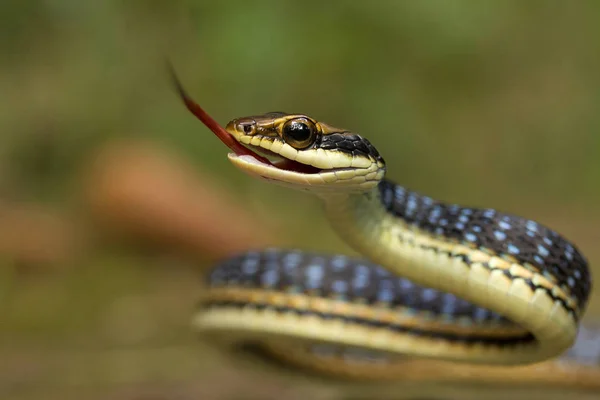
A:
227 151 384 192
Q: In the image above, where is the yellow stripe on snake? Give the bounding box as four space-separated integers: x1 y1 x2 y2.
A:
170 68 598 391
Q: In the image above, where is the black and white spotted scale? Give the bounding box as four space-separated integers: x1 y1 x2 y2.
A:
378 180 591 314
206 249 511 326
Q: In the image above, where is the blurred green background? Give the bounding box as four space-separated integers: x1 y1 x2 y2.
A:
1 1 599 399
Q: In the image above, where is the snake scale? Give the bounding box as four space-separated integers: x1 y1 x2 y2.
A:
170 67 599 389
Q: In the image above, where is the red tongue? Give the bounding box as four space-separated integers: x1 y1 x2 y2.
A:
168 64 272 165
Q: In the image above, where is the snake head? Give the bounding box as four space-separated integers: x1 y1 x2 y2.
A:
169 66 385 193
224 113 386 192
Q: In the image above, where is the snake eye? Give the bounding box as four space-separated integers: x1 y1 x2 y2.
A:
282 118 317 149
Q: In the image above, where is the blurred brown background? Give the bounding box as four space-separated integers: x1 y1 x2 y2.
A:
0 1 599 399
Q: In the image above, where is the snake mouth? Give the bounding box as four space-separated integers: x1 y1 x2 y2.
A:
235 142 323 174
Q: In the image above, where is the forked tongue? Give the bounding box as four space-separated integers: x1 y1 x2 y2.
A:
168 64 272 165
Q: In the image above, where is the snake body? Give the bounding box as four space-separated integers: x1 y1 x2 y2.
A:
170 72 596 387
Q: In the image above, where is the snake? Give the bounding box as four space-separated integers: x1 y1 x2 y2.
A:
169 67 599 389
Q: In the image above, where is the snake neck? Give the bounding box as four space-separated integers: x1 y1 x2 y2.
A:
319 181 444 289
319 183 493 298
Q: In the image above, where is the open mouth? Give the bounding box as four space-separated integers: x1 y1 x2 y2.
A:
237 143 322 174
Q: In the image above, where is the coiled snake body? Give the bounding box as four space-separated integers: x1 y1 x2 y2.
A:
171 70 599 388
